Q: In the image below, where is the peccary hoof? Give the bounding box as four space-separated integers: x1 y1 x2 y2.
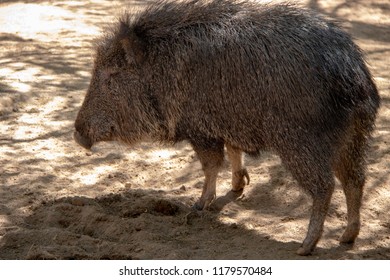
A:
339 222 360 244
296 247 313 256
192 202 204 211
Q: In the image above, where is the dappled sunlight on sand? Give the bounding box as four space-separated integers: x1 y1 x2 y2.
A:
71 165 116 186
0 3 100 44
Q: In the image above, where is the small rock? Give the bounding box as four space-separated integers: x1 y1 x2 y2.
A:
69 196 90 206
135 226 142 232
27 108 39 114
0 97 18 115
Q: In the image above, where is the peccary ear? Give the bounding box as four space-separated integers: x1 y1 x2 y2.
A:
119 21 145 66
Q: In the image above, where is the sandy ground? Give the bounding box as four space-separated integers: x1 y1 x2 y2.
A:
0 0 389 260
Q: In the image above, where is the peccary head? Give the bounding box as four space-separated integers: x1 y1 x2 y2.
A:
74 21 156 149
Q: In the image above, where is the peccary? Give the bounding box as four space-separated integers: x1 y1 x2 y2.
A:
74 0 380 255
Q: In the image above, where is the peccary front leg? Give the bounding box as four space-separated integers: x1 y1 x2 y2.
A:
191 140 224 210
226 143 250 191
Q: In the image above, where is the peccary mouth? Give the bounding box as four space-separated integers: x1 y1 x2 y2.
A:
73 131 93 150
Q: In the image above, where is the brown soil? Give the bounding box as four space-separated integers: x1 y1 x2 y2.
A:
0 0 389 260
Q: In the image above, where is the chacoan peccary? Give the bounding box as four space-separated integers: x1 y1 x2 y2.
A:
74 0 380 255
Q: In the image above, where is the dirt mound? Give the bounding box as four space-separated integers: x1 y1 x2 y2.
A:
0 190 191 259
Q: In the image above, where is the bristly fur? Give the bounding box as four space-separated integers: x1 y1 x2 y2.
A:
109 0 380 147
75 0 380 255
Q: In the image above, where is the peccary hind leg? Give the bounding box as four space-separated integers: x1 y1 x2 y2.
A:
192 140 225 210
335 130 367 244
298 183 334 256
226 144 250 191
338 170 363 244
281 150 335 256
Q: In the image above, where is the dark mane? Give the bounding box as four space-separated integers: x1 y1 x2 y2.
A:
115 0 338 50
129 0 247 38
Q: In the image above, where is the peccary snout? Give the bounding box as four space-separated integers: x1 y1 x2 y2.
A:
73 130 93 150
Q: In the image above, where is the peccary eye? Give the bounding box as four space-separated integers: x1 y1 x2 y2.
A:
101 70 109 81
100 68 119 87
103 68 119 79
